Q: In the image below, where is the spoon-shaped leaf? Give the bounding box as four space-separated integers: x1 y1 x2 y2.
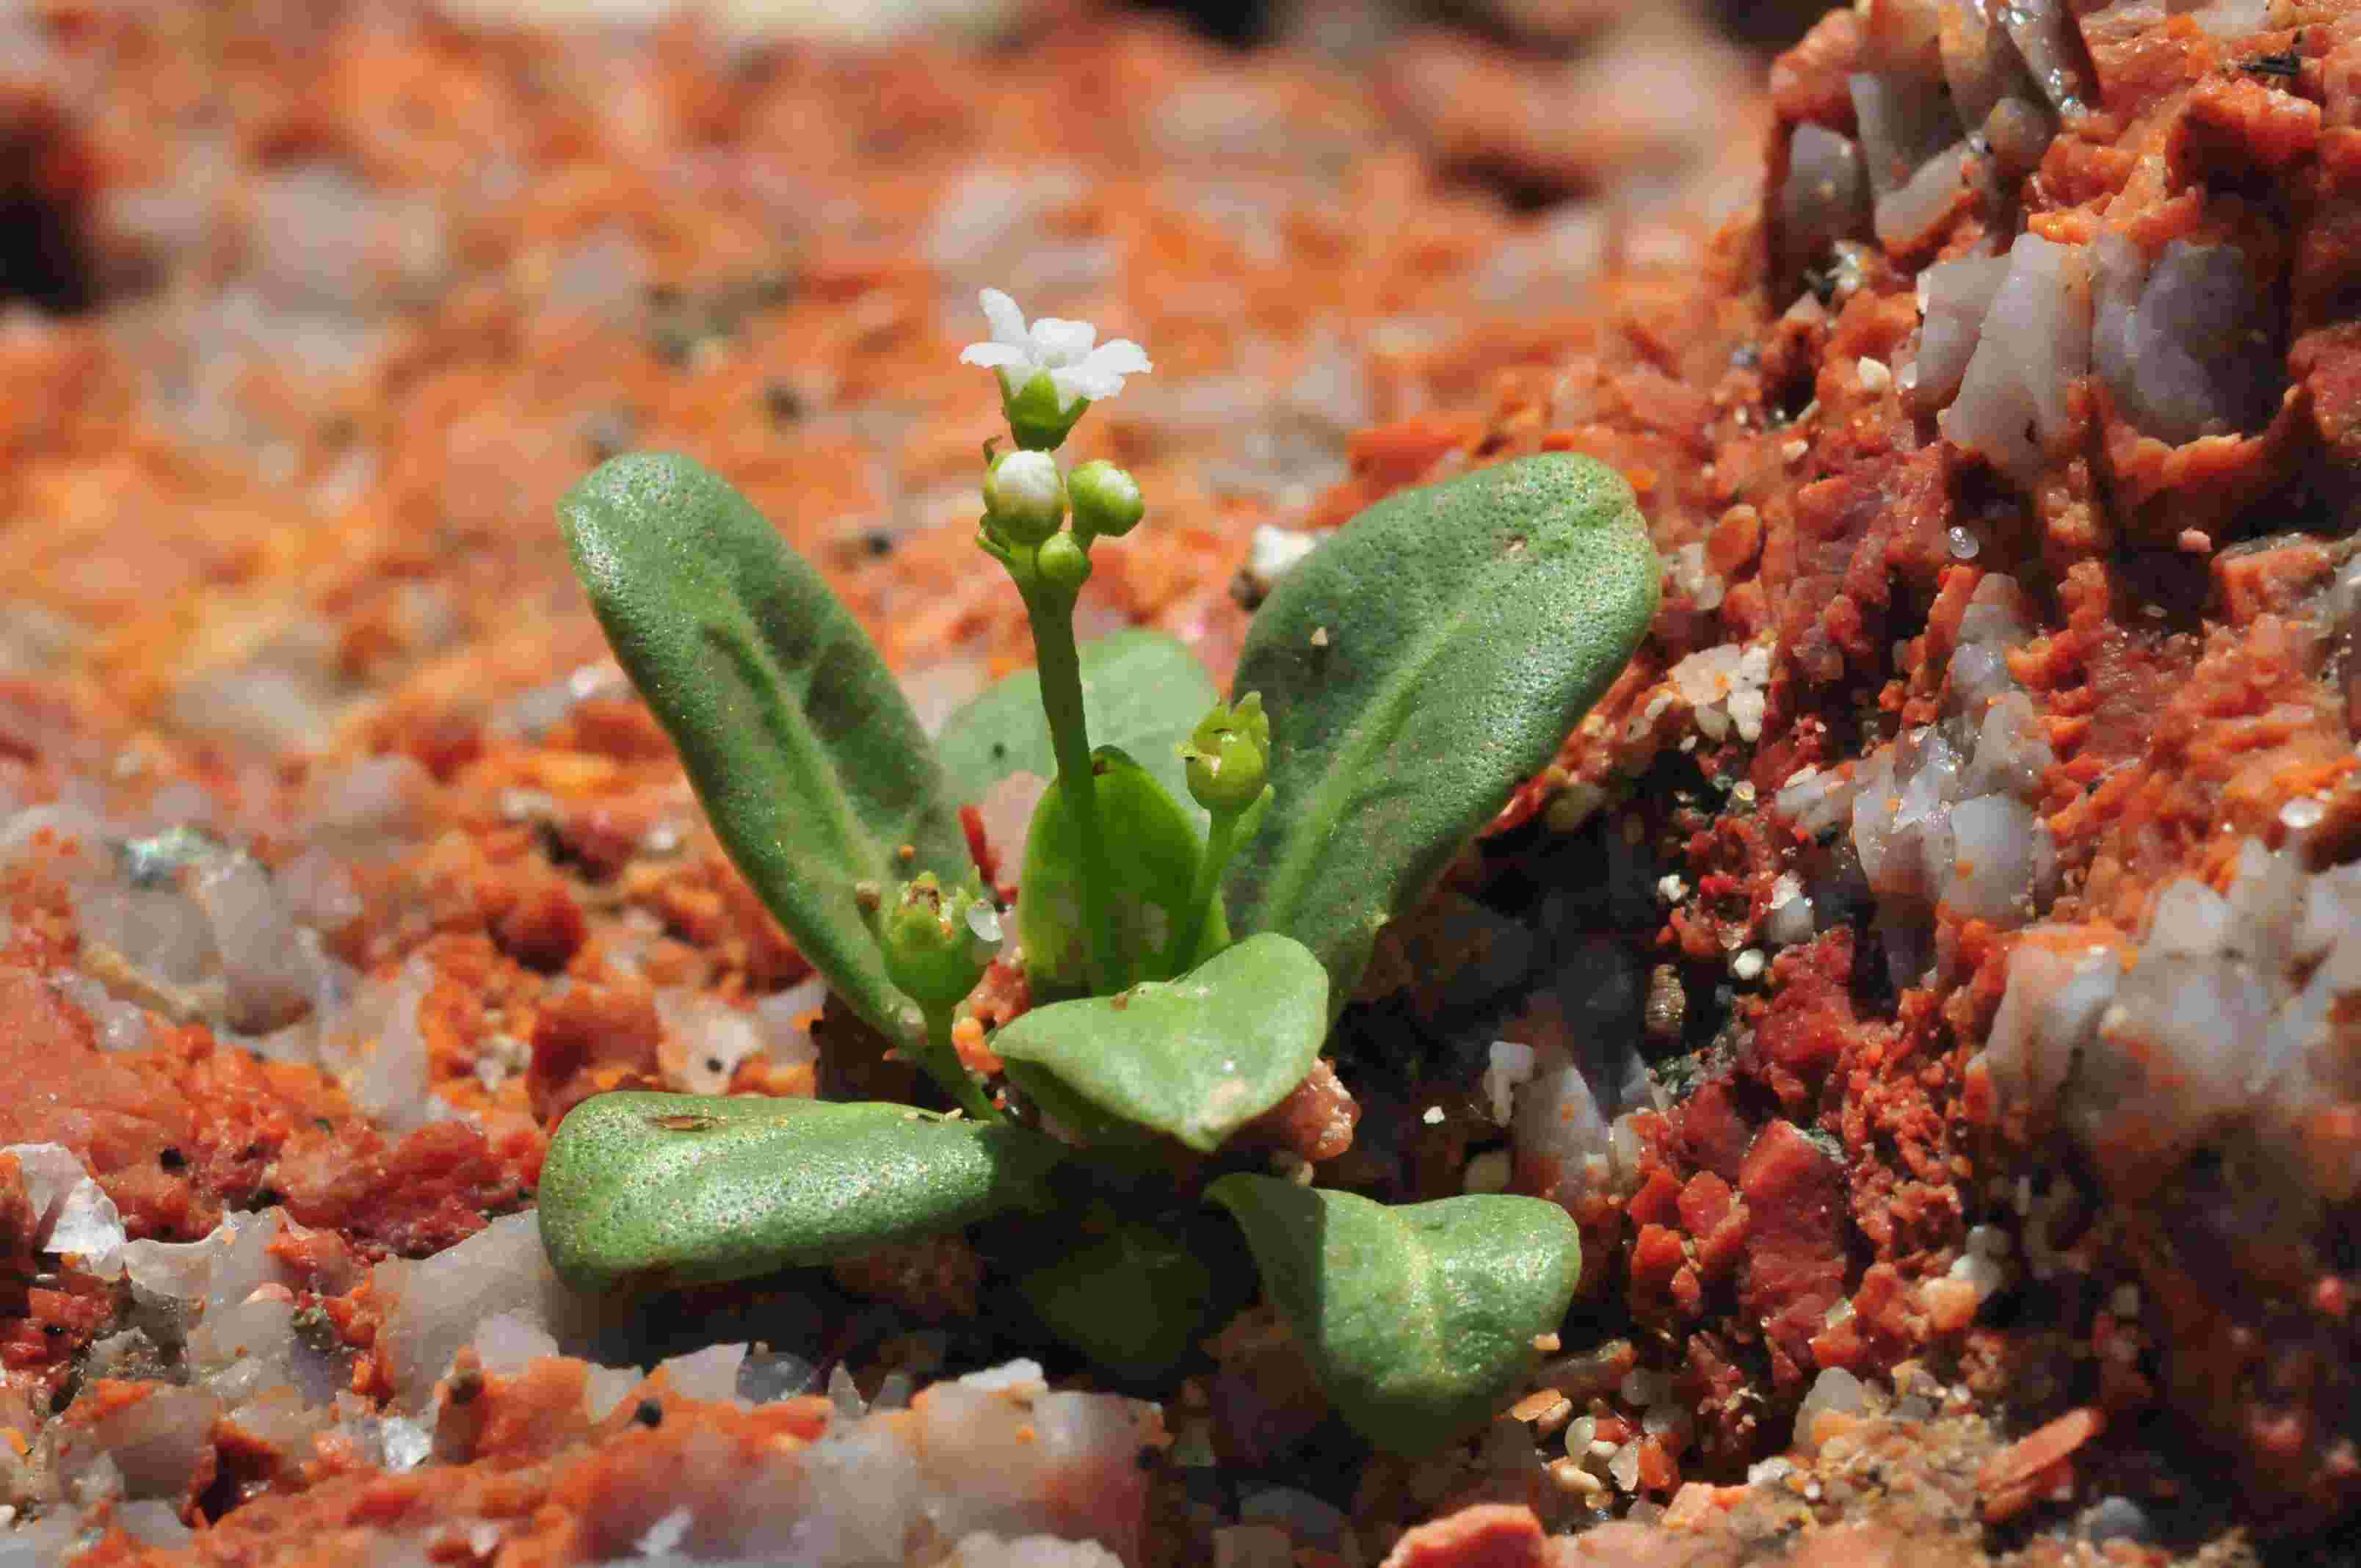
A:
539 1092 1064 1293
1222 453 1658 1005
559 453 971 1046
1206 1175 1583 1456
993 932 1327 1152
1018 746 1227 995
935 628 1220 832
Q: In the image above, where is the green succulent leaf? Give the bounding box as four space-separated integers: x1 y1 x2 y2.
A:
1018 746 1227 993
994 932 1327 1153
1017 1221 1221 1380
558 452 971 1046
1222 452 1658 1006
935 628 1220 834
1205 1175 1583 1456
538 1092 1063 1294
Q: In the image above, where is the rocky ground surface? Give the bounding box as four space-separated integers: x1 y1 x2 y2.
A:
0 0 2357 1563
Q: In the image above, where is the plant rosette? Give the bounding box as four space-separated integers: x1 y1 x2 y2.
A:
543 286 1658 1453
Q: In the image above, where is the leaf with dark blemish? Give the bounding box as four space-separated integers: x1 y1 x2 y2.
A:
539 1092 1062 1293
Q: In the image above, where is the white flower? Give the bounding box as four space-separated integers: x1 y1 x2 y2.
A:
960 288 1152 410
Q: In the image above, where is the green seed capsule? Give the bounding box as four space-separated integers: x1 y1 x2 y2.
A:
879 873 991 1011
1180 692 1270 815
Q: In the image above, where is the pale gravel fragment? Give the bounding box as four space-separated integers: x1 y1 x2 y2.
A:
949 1535 1125 1568
1244 524 1323 598
957 1358 1049 1397
1794 1367 1868 1453
636 1507 694 1558
1482 1039 1536 1125
1939 236 2090 484
656 1342 750 1404
4 1142 125 1275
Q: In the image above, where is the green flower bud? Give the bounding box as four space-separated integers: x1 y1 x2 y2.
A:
1067 460 1145 540
1034 531 1092 598
999 368 1089 452
1179 691 1270 815
879 873 994 1010
983 449 1067 546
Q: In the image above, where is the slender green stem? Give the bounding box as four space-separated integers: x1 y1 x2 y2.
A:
1161 809 1237 976
918 1003 999 1120
1020 581 1123 994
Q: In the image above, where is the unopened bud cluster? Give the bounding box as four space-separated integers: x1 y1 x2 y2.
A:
964 289 1153 597
976 442 1148 593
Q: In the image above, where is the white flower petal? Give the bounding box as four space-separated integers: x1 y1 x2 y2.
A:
1047 366 1098 410
1081 339 1151 379
1029 316 1097 366
966 291 1149 415
960 342 1031 369
1050 341 1151 404
980 288 1029 349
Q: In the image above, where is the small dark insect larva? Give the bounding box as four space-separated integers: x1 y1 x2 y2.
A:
1644 964 1686 1042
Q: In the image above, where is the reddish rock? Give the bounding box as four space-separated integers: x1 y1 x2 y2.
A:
526 976 664 1125
1766 9 1860 127
1810 1263 1920 1374
1977 1407 2105 1525
0 969 192 1207
1675 1171 1734 1239
1737 1120 1848 1389
0 1151 33 1263
272 1117 523 1258
1636 1434 1680 1492
1626 1168 1682 1230
1347 415 1484 493
1236 1057 1362 1164
1671 1079 1752 1184
1749 929 1859 1106
1628 1222 1686 1311
2169 72 2321 186
490 873 587 974
1381 1503 1545 1568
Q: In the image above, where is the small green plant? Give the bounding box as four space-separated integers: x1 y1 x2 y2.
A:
538 289 1659 1453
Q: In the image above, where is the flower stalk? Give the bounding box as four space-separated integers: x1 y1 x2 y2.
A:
1018 559 1125 993
965 290 1156 995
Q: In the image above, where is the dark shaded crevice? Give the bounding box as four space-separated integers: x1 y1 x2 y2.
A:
1129 0 1272 46
1703 0 1826 51
0 115 98 316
